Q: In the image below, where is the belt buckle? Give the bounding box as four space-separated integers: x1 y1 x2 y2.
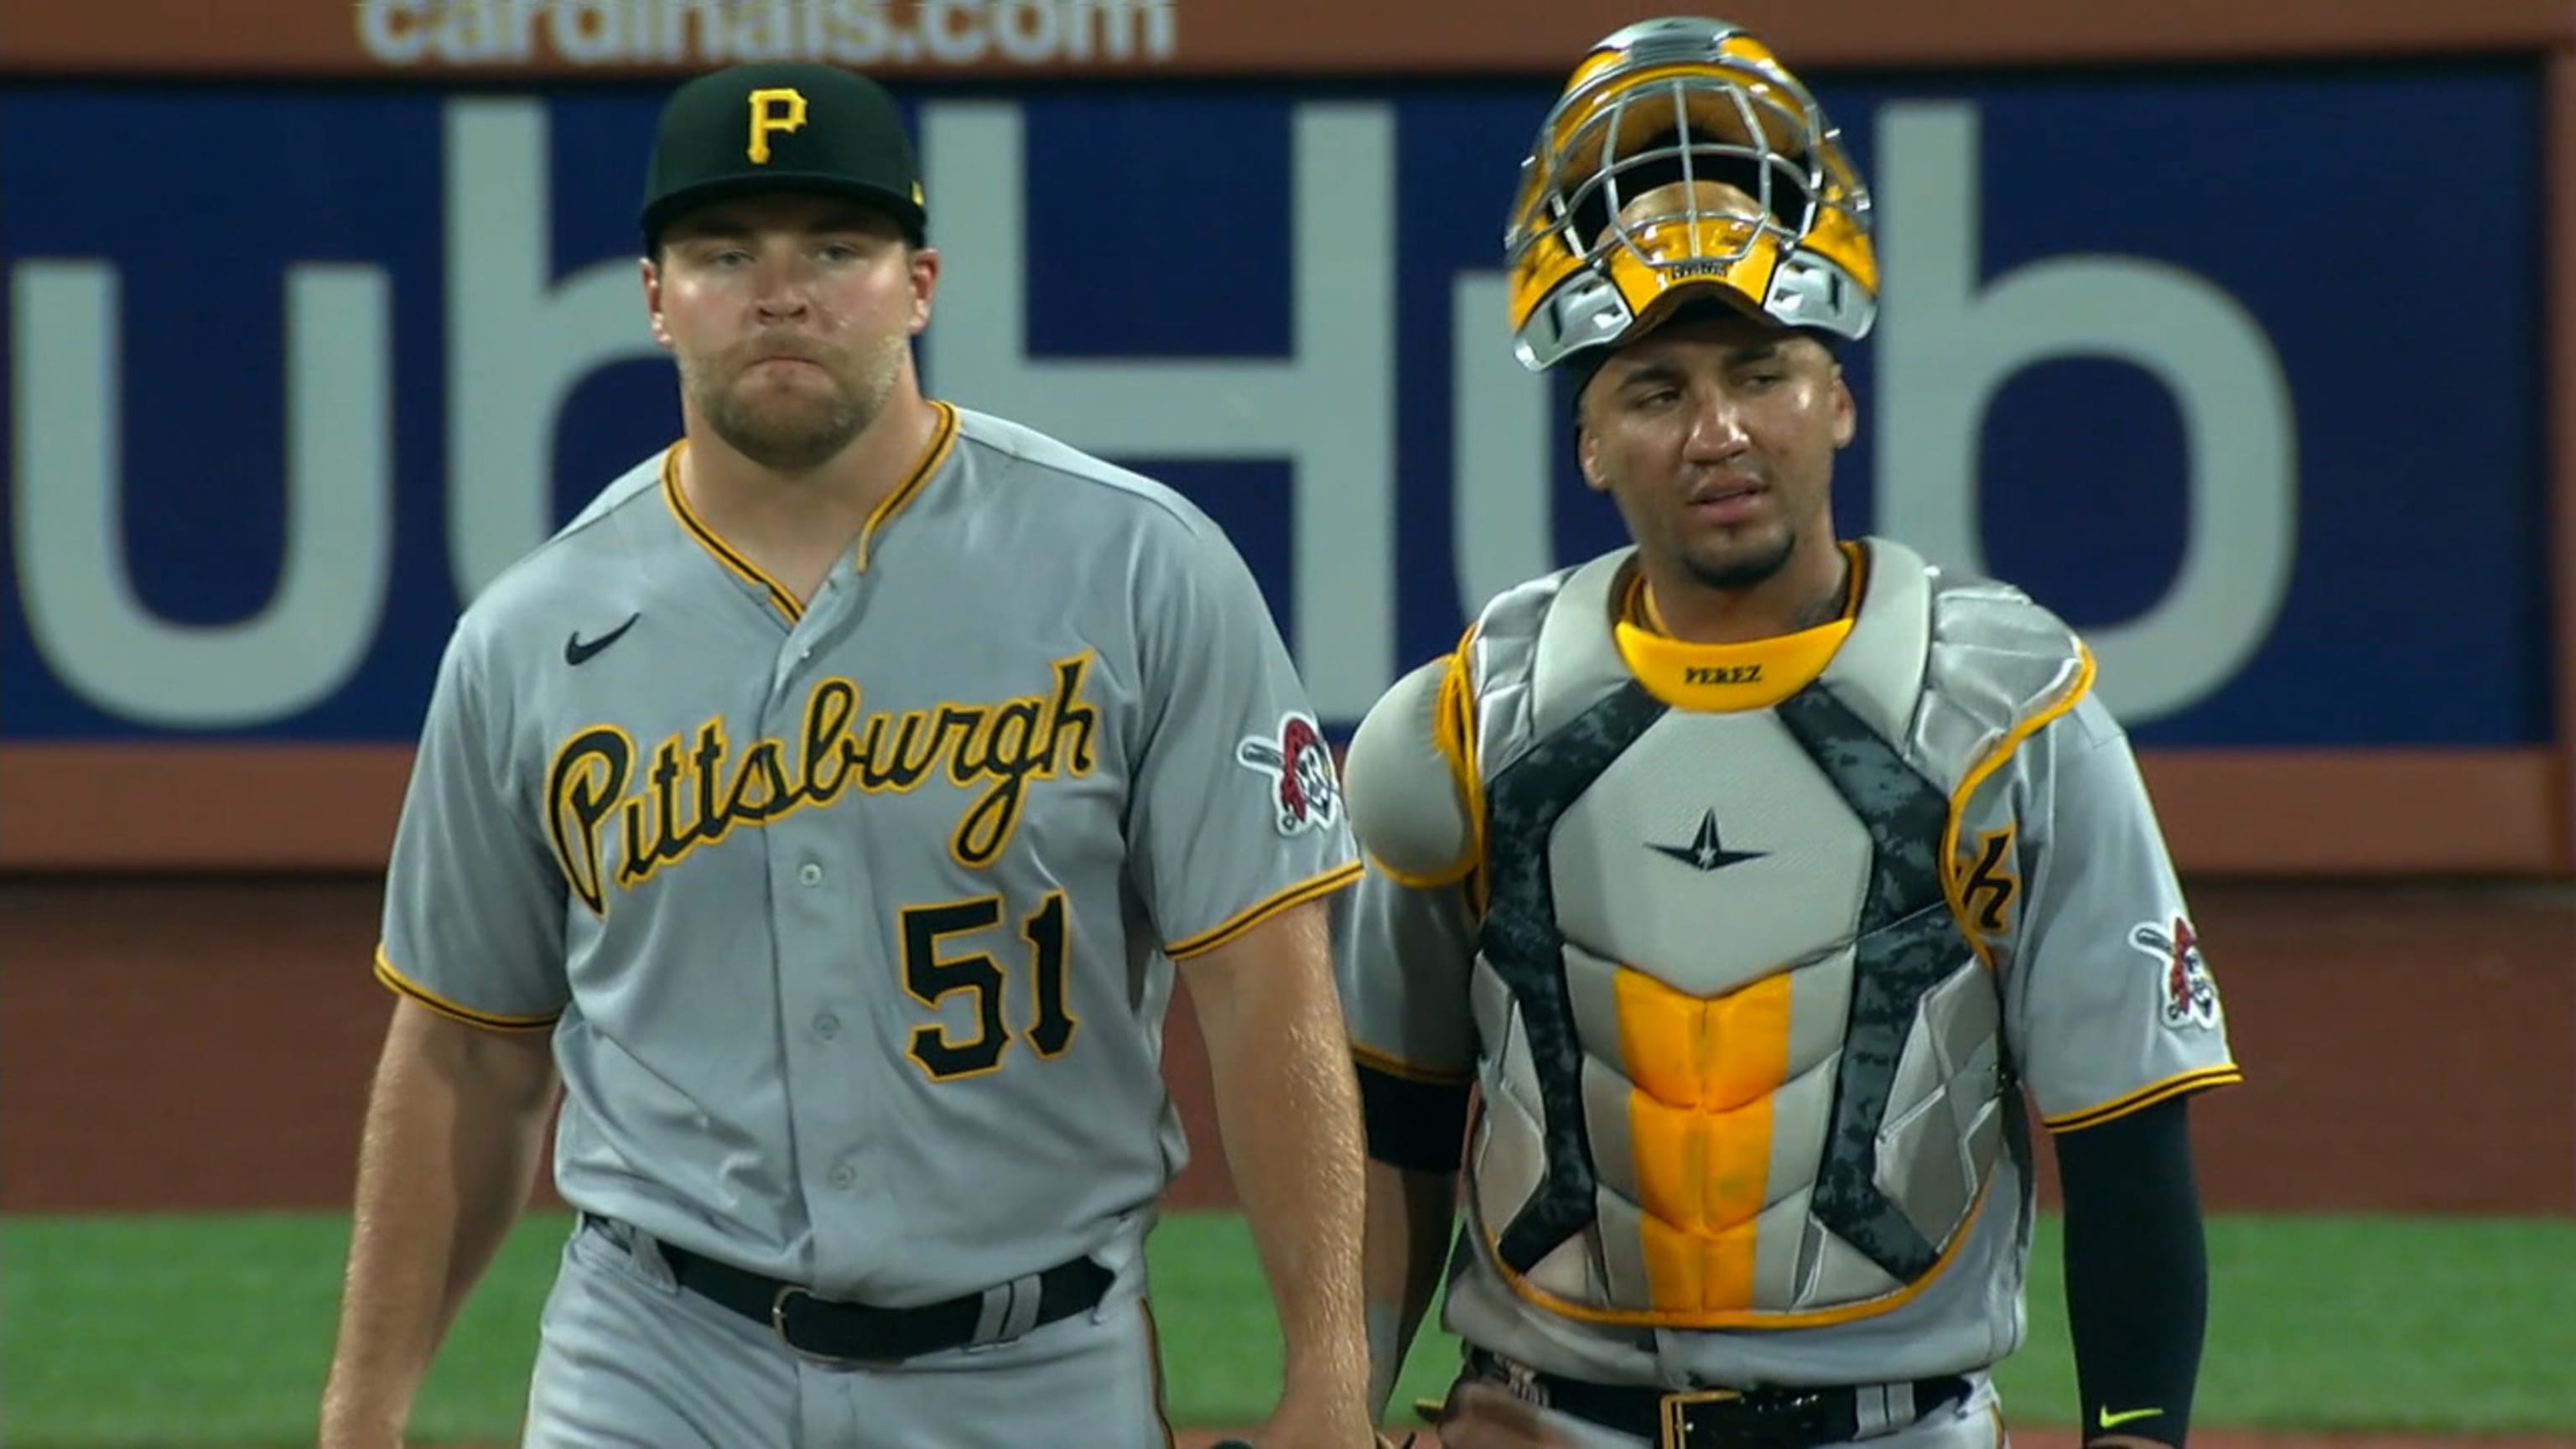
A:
770 1285 823 1361
770 1284 886 1367
1659 1385 1744 1448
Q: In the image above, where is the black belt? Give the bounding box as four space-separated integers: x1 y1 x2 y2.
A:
1468 1348 1970 1449
641 1226 1114 1363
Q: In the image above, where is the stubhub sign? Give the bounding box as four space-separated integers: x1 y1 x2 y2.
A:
0 65 2552 746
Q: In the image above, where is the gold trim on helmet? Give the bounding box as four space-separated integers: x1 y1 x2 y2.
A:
1504 17 1879 372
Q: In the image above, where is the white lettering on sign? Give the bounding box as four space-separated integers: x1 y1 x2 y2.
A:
1874 101 2298 722
443 99 663 605
354 0 1179 70
1450 270 1553 623
12 262 393 728
3 96 2298 734
920 100 1400 725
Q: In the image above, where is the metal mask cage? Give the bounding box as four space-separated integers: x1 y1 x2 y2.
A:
1545 73 1826 267
1505 48 1878 369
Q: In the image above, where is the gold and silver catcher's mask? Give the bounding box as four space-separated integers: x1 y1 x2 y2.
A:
1504 16 1880 373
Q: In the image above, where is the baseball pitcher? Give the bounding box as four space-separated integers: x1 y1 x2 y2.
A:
318 62 1381 1449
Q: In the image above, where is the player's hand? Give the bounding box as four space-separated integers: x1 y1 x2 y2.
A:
1426 1380 1584 1448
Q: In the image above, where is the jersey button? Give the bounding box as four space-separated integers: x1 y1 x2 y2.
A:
813 1013 841 1040
797 862 824 886
828 1163 858 1191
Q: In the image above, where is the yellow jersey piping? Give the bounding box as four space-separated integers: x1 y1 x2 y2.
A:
373 946 561 1034
1354 1041 1476 1087
2045 1064 2245 1133
657 399 963 616
1938 641 2098 971
856 399 959 572
660 443 804 622
1140 1298 1178 1449
1165 860 1364 962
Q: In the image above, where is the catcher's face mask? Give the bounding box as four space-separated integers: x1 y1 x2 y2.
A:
1504 16 1879 374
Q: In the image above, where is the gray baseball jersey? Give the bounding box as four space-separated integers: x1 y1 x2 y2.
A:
1337 537 2240 1388
375 400 1360 1306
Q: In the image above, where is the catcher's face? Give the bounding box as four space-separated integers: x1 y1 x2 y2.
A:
644 193 937 475
1576 305 1853 599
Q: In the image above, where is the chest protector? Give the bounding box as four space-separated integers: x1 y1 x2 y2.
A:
1454 539 2085 1329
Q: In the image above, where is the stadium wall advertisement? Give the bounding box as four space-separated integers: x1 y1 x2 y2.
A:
4 3 2572 875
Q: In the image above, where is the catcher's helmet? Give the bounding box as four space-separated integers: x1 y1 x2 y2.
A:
1504 16 1877 376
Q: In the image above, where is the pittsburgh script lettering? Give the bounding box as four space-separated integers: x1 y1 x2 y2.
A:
547 652 1098 912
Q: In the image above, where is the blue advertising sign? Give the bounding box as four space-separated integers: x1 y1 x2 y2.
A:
2 60 2550 748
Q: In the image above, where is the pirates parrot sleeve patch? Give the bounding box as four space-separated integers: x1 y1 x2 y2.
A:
1125 503 1359 961
1992 694 2242 1131
1235 712 1344 836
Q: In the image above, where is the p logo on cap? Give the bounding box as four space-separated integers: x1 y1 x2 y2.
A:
639 62 927 247
746 87 808 164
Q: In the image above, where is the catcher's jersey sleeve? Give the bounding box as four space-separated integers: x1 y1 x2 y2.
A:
1337 869 1480 1083
1332 655 1481 1083
374 619 570 1031
1125 509 1360 960
1992 693 2242 1130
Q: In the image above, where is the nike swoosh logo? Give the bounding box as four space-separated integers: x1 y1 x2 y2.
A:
564 613 641 667
2097 1408 2163 1431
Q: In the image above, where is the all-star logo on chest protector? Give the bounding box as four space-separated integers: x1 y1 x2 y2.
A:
1236 713 1340 835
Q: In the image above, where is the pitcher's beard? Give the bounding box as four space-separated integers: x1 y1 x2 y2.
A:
688 340 904 475
705 387 864 474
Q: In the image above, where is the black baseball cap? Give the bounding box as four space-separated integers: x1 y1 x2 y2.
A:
639 62 926 249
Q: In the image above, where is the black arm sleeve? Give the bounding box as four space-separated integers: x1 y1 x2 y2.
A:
2054 1093 2210 1446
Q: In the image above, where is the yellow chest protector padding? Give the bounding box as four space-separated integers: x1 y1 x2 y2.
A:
1477 671 1974 1291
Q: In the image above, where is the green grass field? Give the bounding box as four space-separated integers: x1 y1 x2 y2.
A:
5 1212 2573 1446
